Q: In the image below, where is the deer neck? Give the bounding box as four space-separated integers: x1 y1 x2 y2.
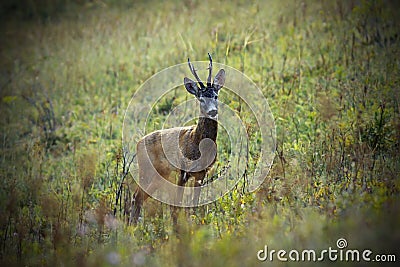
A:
193 117 218 143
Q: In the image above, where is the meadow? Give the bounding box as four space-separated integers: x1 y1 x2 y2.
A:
0 0 399 266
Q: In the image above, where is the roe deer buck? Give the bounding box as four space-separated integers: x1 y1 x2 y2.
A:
130 53 225 224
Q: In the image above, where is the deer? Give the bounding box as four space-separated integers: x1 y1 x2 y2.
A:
130 53 225 224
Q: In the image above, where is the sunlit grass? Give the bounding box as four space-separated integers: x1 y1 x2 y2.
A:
0 0 399 266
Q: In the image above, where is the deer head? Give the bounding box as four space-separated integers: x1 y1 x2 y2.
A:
184 53 226 119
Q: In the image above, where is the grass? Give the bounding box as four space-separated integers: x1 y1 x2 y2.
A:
0 0 399 266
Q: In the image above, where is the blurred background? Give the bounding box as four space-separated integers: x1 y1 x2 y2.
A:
0 0 399 266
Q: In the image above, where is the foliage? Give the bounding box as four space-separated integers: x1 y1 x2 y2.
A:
0 0 399 266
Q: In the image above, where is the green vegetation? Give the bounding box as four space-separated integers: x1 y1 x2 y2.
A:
1 0 399 266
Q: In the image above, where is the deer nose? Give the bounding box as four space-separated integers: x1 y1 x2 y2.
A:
207 110 217 117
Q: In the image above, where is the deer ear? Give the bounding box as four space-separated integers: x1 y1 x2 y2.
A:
184 77 199 96
213 69 225 91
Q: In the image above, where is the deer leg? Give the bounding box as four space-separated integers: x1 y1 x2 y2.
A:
130 187 146 224
130 172 162 224
193 182 201 207
172 170 189 227
192 171 205 206
175 170 188 205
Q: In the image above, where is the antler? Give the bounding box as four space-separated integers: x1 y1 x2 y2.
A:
207 52 212 88
188 57 206 89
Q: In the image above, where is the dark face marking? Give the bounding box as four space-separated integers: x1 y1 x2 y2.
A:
184 54 226 119
197 87 219 119
198 87 218 98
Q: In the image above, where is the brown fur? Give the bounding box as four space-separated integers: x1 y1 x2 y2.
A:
130 117 218 223
130 54 225 224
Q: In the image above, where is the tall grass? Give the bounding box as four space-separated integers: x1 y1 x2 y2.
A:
0 0 399 266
